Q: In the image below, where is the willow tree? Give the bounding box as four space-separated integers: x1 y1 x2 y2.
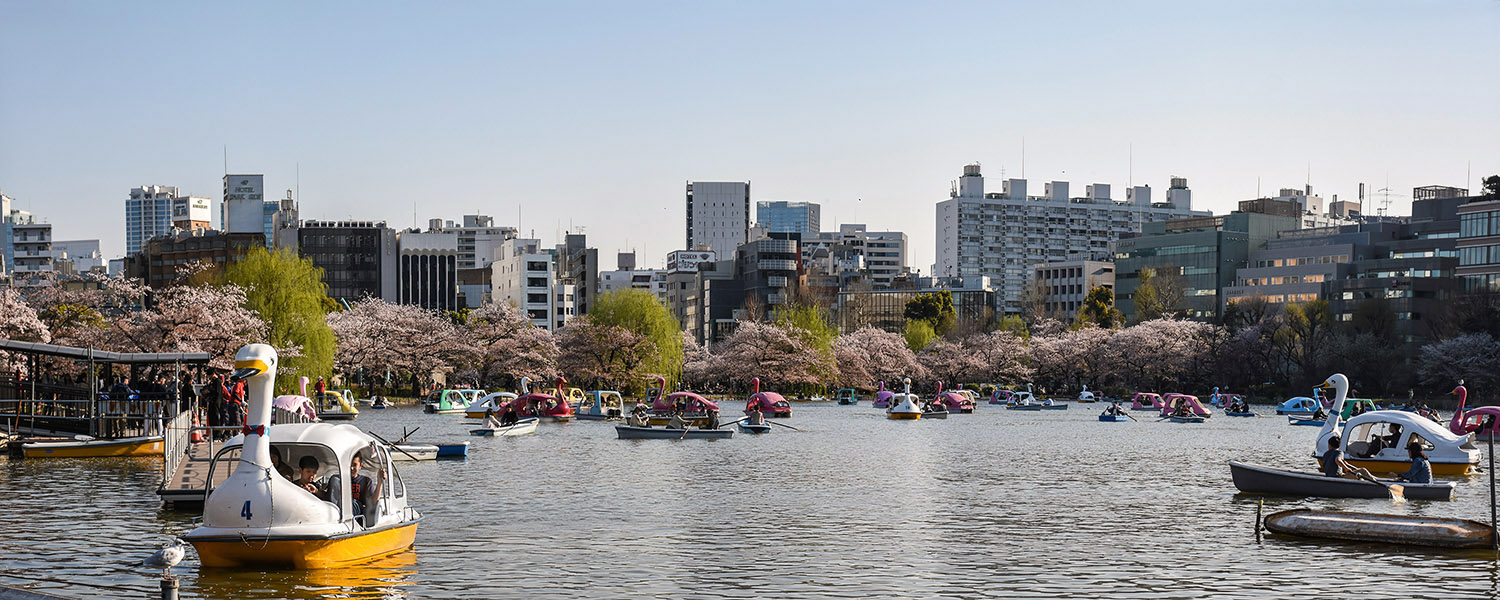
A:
225 247 336 389
583 289 682 393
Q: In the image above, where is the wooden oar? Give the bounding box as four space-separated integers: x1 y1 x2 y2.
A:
369 431 422 461
717 418 748 429
396 426 420 444
1355 470 1406 500
766 420 802 432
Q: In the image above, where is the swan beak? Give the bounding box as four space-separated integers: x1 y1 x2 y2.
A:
230 359 269 382
1316 381 1333 390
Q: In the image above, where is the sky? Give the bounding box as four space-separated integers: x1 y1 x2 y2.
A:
2 1 1497 272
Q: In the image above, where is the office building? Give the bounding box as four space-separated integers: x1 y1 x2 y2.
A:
125 185 210 255
735 236 801 315
125 229 264 288
800 224 909 288
1457 196 1500 292
557 233 599 316
298 221 398 304
757 201 821 235
687 181 750 258
396 228 459 312
1032 259 1115 321
836 276 996 334
1114 212 1297 323
935 163 1209 315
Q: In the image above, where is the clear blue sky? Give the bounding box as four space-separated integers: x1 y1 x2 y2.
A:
3 1 1497 271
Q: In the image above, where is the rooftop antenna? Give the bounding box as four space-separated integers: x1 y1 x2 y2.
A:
1128 142 1133 190
412 202 417 228
1021 137 1026 179
296 162 300 207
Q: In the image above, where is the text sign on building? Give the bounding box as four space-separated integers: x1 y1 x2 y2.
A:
225 175 264 202
668 250 716 273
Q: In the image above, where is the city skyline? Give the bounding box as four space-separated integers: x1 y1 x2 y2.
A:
2 2 1496 270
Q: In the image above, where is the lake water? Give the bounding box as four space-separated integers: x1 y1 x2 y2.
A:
2 402 1498 599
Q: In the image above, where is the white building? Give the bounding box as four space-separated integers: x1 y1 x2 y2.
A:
396 228 459 311
439 214 516 270
599 268 668 303
222 174 267 236
686 181 750 258
10 220 53 287
125 185 209 255
935 163 1209 314
53 239 105 275
800 224 909 288
1032 259 1115 321
493 238 571 330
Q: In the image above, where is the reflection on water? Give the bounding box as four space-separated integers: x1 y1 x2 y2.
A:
2 404 1499 599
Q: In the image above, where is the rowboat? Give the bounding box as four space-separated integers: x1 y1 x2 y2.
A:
391 443 438 461
470 417 539 437
22 435 164 458
1169 415 1205 423
1098 414 1129 422
1289 416 1325 426
1262 509 1492 548
615 426 734 440
1006 404 1044 411
1229 461 1454 500
921 410 949 420
1224 411 1256 417
738 422 772 434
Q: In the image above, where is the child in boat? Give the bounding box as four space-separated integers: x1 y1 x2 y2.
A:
1397 442 1432 484
297 456 327 499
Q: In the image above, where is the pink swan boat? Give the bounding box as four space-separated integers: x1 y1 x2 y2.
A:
1130 392 1163 411
1159 393 1213 418
873 381 895 408
1449 383 1500 442
933 381 976 413
990 389 1014 405
647 376 720 425
506 376 575 422
745 378 793 418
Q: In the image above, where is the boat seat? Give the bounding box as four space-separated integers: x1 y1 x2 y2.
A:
1347 441 1369 457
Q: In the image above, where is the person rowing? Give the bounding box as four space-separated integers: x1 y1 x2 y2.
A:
1321 435 1374 480
746 403 764 426
666 409 687 430
629 401 651 427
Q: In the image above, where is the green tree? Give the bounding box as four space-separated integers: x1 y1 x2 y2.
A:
1133 268 1163 322
1076 285 1124 329
775 304 837 354
904 291 956 335
1484 174 1500 199
587 289 683 390
993 314 1029 339
224 247 337 390
904 319 937 352
1273 299 1335 387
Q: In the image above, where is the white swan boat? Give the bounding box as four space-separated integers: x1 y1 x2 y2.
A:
183 344 422 569
887 378 922 420
1313 373 1480 477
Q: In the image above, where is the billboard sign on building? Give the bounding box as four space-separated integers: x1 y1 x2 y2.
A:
667 250 716 273
171 196 211 224
223 174 265 234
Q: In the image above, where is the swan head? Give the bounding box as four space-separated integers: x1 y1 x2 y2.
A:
1317 374 1348 394
230 344 278 383
902 377 912 394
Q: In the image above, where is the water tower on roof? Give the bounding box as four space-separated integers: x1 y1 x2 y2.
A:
958 163 984 198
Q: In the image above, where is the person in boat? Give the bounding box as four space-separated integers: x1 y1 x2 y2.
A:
1311 407 1327 421
746 403 765 425
297 456 327 499
329 453 384 526
269 447 295 480
1396 442 1432 484
630 401 651 427
703 408 720 430
1321 435 1372 480
1383 424 1403 449
500 404 520 426
483 407 503 429
666 409 687 430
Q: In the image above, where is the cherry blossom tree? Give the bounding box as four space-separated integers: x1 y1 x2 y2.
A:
328 298 468 390
0 289 51 375
834 327 924 389
464 302 558 386
712 321 834 390
556 320 650 392
1419 333 1500 399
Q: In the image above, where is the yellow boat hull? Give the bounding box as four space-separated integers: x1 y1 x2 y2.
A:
191 521 418 569
22 437 163 458
887 412 922 420
1319 457 1476 477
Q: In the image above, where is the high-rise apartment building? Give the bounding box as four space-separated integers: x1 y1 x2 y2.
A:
125 185 209 255
757 201 821 235
686 181 750 258
935 163 1209 314
492 238 572 330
